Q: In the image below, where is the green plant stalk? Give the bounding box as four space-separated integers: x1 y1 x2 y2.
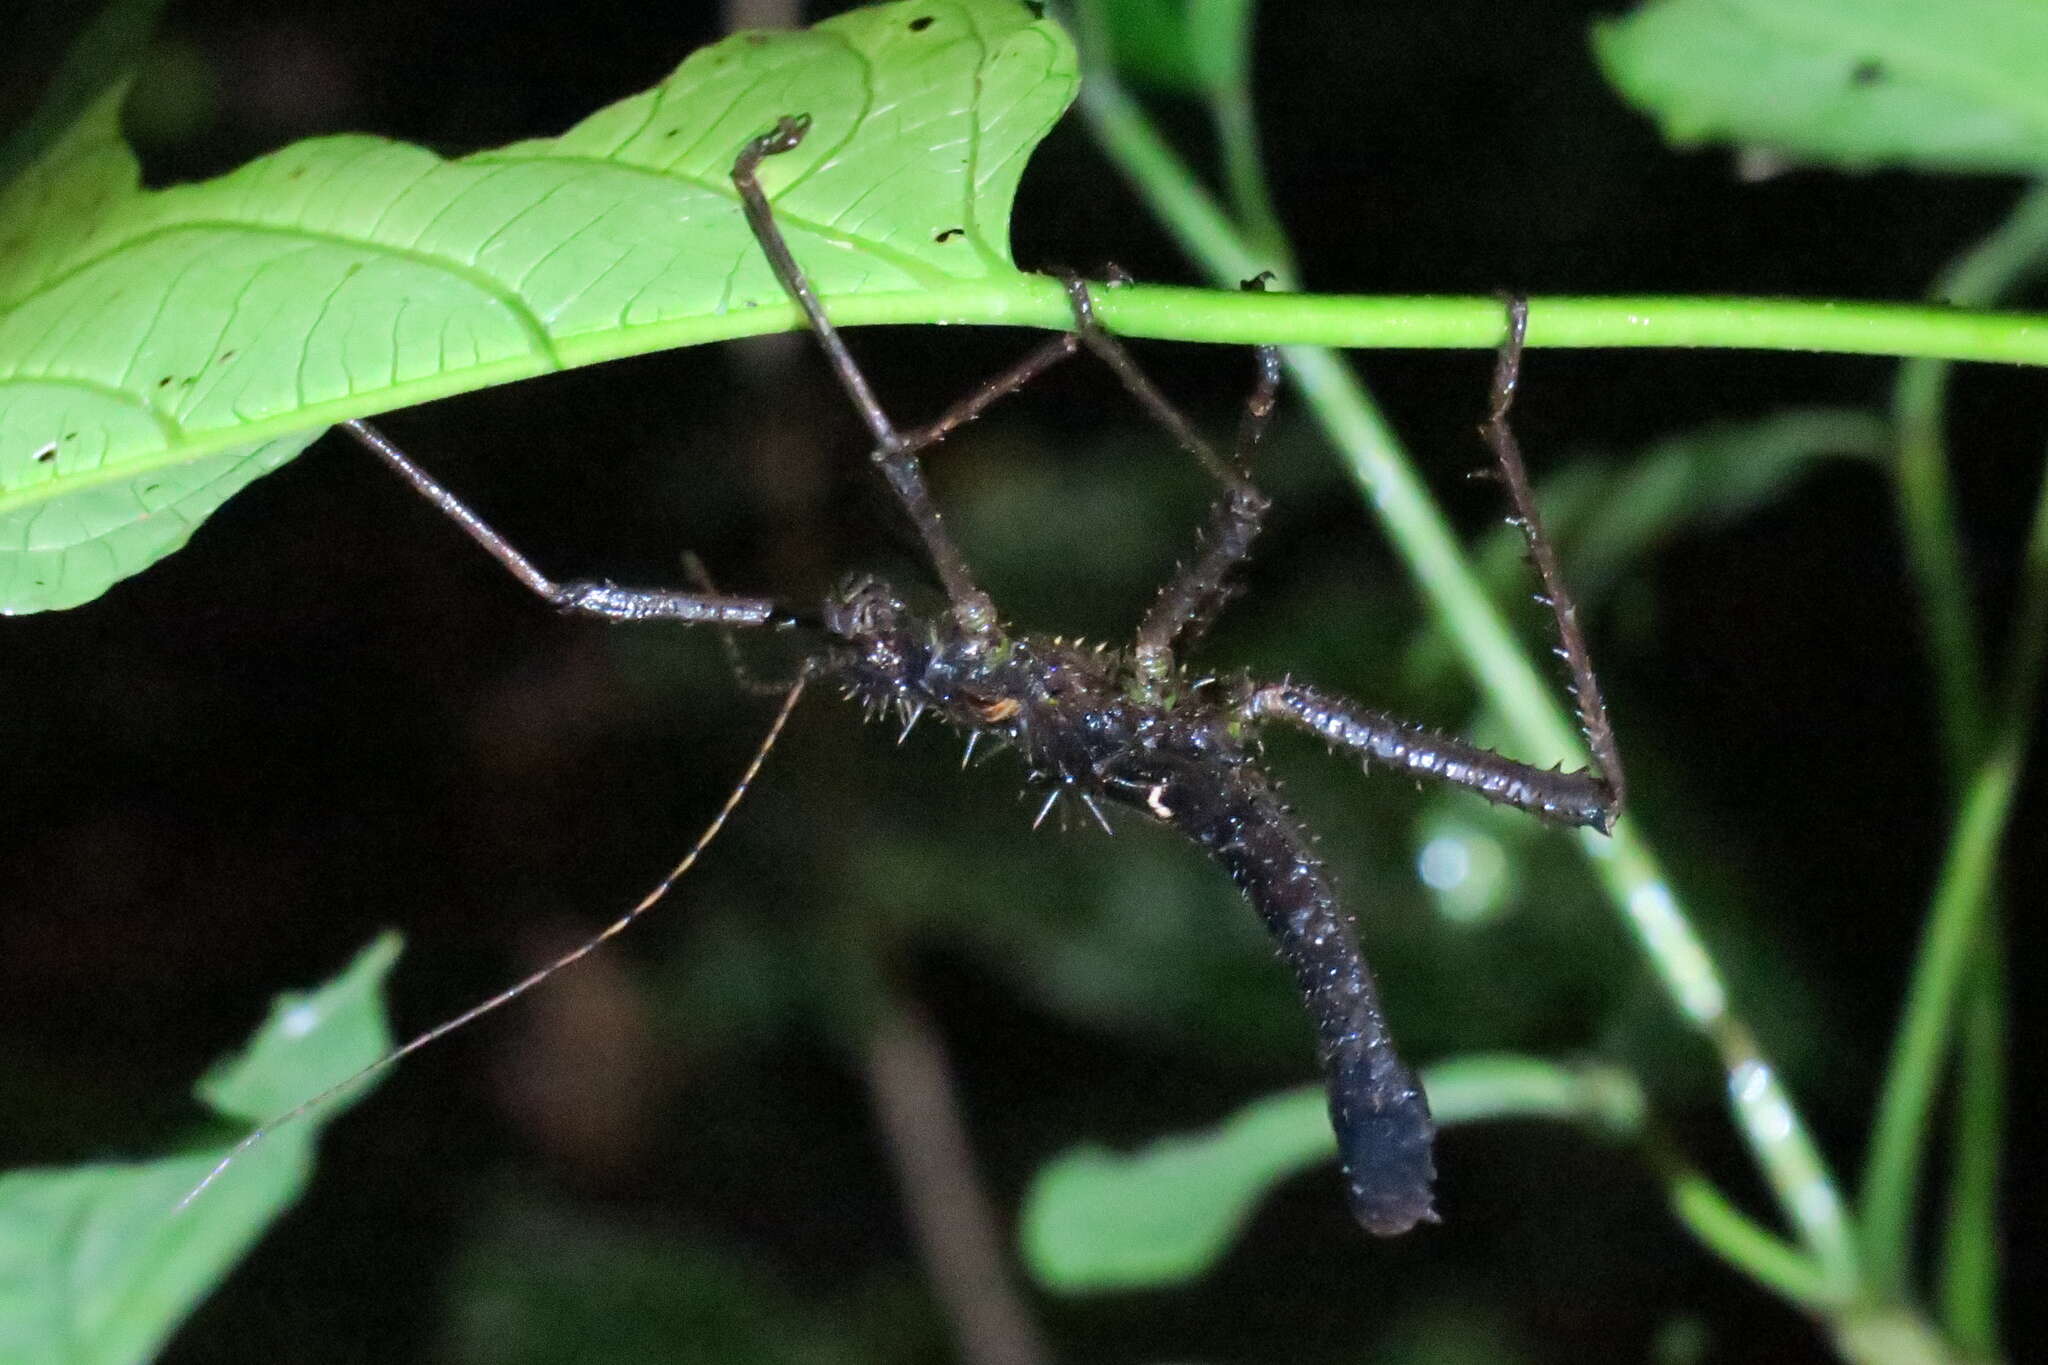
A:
1186 0 1292 272
1668 1170 1840 1310
1859 731 2030 1300
1863 414 2048 1305
1430 1058 1838 1309
1863 182 2048 1321
1073 48 1866 1296
13 283 2047 520
1890 181 2048 777
1940 939 2006 1357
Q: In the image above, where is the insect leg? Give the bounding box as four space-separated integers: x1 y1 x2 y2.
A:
732 117 999 639
344 420 796 628
900 333 1080 454
1480 297 1628 813
1055 274 1279 680
682 552 809 696
1240 680 1617 831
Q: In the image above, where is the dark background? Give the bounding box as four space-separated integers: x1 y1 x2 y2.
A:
1 2 2041 1361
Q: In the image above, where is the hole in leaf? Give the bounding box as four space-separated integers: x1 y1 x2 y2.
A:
32 444 57 464
934 227 964 243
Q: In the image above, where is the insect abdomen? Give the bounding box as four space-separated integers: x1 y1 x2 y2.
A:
1149 759 1438 1235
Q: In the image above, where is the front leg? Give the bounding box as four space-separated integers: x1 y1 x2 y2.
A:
344 421 789 627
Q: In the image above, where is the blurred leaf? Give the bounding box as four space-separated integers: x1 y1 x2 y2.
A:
1565 406 1889 599
1021 1083 1331 1292
0 934 398 1365
0 0 1076 611
0 0 169 188
1594 0 2048 173
1022 1055 1644 1291
1091 0 1202 92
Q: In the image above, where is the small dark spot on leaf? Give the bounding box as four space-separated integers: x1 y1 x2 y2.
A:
158 376 174 388
909 15 934 31
32 443 56 464
1852 60 1885 86
934 227 965 243
63 432 78 441
1024 1 1045 15
219 349 236 361
180 377 196 386
664 127 680 138
143 484 161 494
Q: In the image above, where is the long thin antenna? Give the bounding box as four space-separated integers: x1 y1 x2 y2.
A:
177 674 810 1210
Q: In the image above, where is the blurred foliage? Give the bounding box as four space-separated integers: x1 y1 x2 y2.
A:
0 937 396 1365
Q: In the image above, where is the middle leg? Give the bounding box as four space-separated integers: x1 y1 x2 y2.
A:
1055 274 1283 685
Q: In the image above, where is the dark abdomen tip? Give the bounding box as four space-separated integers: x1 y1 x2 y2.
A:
1331 1056 1438 1236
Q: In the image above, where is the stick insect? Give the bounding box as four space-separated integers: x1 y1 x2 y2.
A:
193 114 1624 1236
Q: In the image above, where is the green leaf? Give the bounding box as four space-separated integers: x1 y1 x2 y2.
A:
0 934 399 1365
0 0 1077 612
1593 0 2048 174
1021 1057 1644 1292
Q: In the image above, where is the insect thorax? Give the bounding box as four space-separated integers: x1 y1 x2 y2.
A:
821 574 1253 812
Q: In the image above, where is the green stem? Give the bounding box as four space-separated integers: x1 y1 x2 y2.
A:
1426 1055 1841 1309
1890 181 2048 776
1939 936 2006 1357
1666 1171 1841 1311
1858 732 2028 1300
1073 24 1865 1297
1863 418 2048 1298
1861 181 2048 1316
1188 0 1293 273
36 278 2048 504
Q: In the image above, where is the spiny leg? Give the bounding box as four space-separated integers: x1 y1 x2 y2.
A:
733 117 1000 639
1242 297 1626 832
1240 680 1617 831
1480 297 1627 815
1129 277 1284 660
900 333 1080 454
344 420 791 627
1054 274 1280 681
